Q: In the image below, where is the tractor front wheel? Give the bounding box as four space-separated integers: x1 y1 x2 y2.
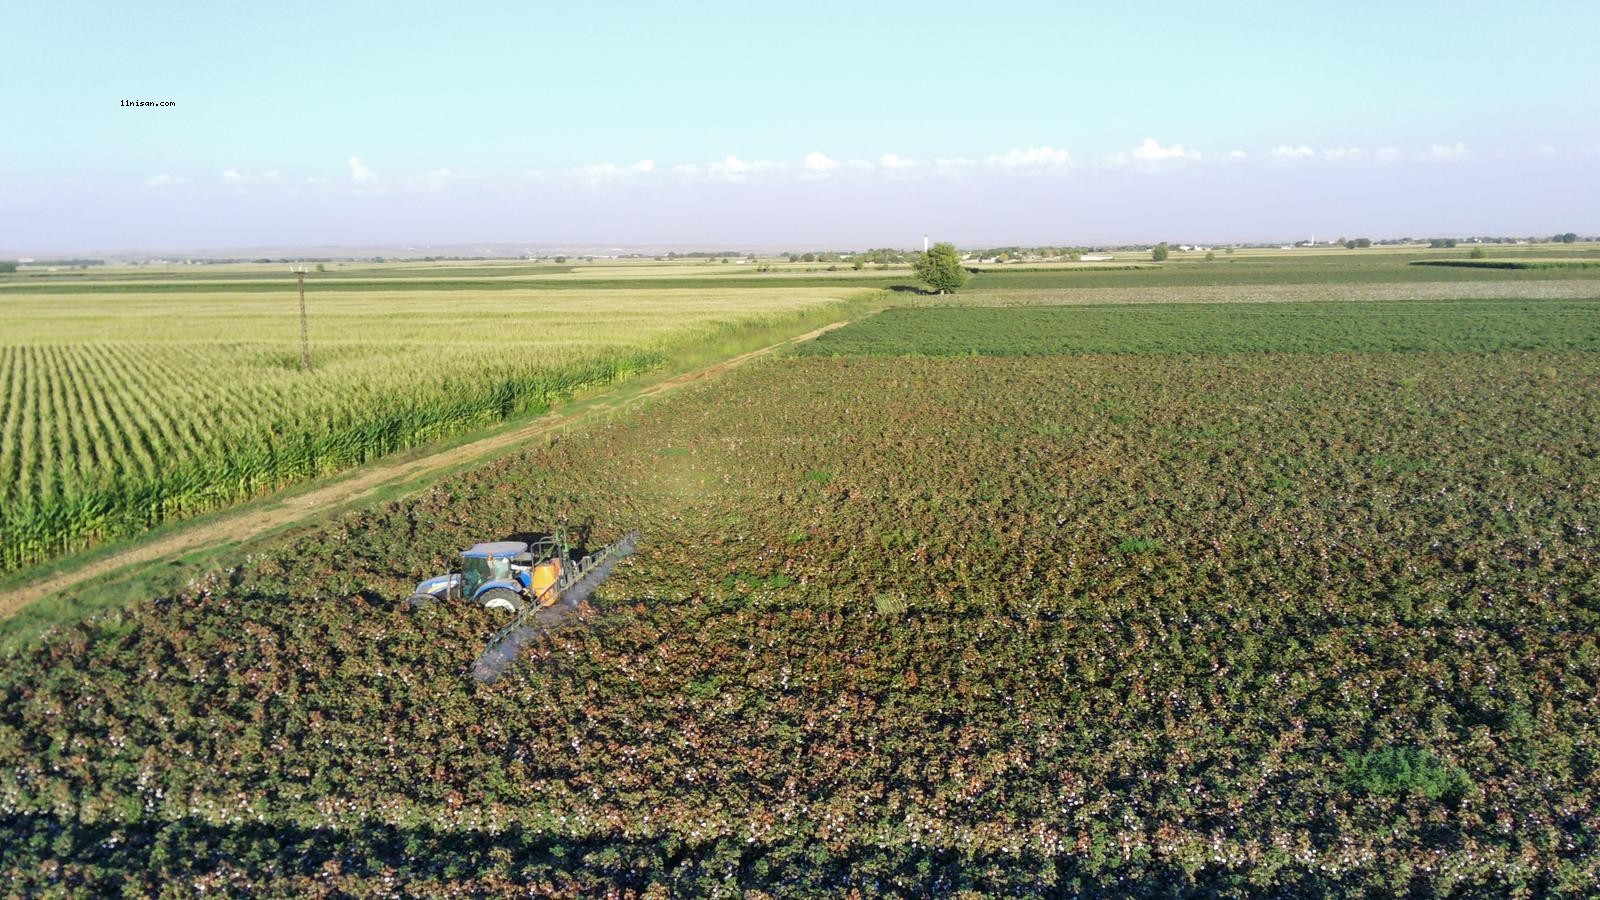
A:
477 587 527 617
406 593 439 610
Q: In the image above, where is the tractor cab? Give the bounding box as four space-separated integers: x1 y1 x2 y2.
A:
461 541 527 599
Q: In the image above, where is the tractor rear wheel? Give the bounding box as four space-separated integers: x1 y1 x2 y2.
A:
477 587 527 617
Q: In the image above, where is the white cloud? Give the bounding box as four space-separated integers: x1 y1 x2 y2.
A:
222 168 244 183
1264 144 1411 166
709 155 749 177
1267 144 1318 164
800 152 879 176
1130 138 1199 162
803 151 840 173
422 168 458 191
145 173 185 187
348 156 376 182
263 170 281 181
705 155 781 180
577 160 654 182
870 153 926 179
1102 138 1200 167
553 138 1500 190
988 145 1072 171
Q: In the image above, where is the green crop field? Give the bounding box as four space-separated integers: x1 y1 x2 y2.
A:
3 276 1599 893
2 252 1596 575
799 299 1600 355
0 274 872 574
0 253 1593 570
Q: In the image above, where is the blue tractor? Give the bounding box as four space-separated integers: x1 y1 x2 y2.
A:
406 529 638 617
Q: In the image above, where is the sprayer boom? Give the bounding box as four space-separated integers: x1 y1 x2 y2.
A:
472 530 640 682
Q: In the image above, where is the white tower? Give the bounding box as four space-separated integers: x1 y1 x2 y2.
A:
923 234 929 252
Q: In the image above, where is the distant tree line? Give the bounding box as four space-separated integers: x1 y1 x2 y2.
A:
854 248 910 264
1424 234 1583 248
971 246 1088 262
663 251 754 259
2 258 105 269
782 249 903 264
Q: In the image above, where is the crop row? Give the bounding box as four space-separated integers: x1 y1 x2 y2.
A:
2 350 1597 893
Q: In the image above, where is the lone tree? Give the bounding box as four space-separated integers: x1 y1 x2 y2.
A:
913 242 967 294
1151 242 1170 262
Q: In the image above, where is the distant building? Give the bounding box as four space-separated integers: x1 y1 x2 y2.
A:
1082 253 1114 261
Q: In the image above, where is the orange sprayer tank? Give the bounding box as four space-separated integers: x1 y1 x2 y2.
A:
531 558 563 606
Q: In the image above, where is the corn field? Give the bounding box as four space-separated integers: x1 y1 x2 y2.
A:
0 284 857 573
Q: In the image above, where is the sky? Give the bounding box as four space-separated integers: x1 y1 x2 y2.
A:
3 0 1598 253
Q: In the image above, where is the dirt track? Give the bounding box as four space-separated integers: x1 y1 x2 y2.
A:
0 321 850 620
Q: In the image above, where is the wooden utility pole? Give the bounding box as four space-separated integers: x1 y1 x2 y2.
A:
293 266 311 371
